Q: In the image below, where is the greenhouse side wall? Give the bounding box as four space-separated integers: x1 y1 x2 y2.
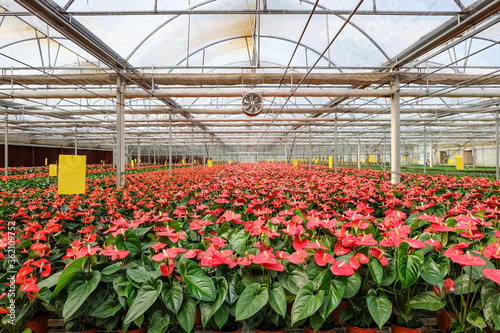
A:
0 144 113 167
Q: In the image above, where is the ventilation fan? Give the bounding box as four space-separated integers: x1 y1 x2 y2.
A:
242 93 263 117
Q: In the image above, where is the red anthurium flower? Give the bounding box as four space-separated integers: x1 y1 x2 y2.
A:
433 285 442 297
276 251 288 260
263 262 285 272
210 237 227 249
159 259 175 277
444 278 455 291
334 242 351 256
443 248 464 259
236 252 254 266
150 242 167 253
349 253 369 270
288 250 309 264
387 225 411 240
253 250 278 265
451 251 486 266
200 249 225 267
168 232 186 243
21 283 39 293
355 233 378 246
461 230 484 240
16 267 34 284
0 308 8 314
405 237 426 249
485 243 500 259
190 219 214 231
293 236 309 251
379 238 393 247
424 239 442 250
304 240 327 250
454 242 469 249
330 261 355 276
483 269 500 285
101 245 130 260
221 210 242 222
390 210 407 220
314 250 335 267
76 245 101 258
369 247 388 266
184 249 201 259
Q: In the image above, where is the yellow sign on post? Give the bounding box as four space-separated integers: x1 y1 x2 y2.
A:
208 160 213 168
328 156 333 169
293 159 298 166
45 158 48 166
49 164 57 177
369 155 374 163
448 159 454 165
403 156 406 161
58 155 86 195
272 159 274 163
182 159 185 164
131 160 134 167
456 156 464 169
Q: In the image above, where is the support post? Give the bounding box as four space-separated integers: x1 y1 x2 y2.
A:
430 135 434 168
191 125 194 171
357 135 361 169
169 111 172 175
309 125 312 170
496 113 499 180
334 112 338 173
285 137 288 164
74 126 78 155
341 138 344 167
4 112 8 176
383 136 387 171
390 74 401 183
116 76 126 187
203 135 206 168
423 126 427 173
137 142 141 165
472 134 475 170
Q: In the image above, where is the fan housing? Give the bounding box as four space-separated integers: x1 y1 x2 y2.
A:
242 92 263 117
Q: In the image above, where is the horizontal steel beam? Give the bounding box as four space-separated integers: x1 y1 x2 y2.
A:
2 88 500 99
0 10 463 16
3 72 499 86
2 106 498 117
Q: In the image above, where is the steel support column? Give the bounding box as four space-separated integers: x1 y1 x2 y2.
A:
191 125 194 171
472 135 476 170
137 142 141 165
169 111 172 175
74 126 77 155
357 135 361 169
423 126 427 173
4 112 8 176
430 135 434 168
391 75 401 184
334 113 338 173
285 137 288 164
309 125 312 170
116 76 126 187
496 113 499 180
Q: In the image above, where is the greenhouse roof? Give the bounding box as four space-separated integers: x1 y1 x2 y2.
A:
0 0 500 153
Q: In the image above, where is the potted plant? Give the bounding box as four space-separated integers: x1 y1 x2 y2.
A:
390 240 448 333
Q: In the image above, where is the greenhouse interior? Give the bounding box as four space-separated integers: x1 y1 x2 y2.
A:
1 1 500 333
